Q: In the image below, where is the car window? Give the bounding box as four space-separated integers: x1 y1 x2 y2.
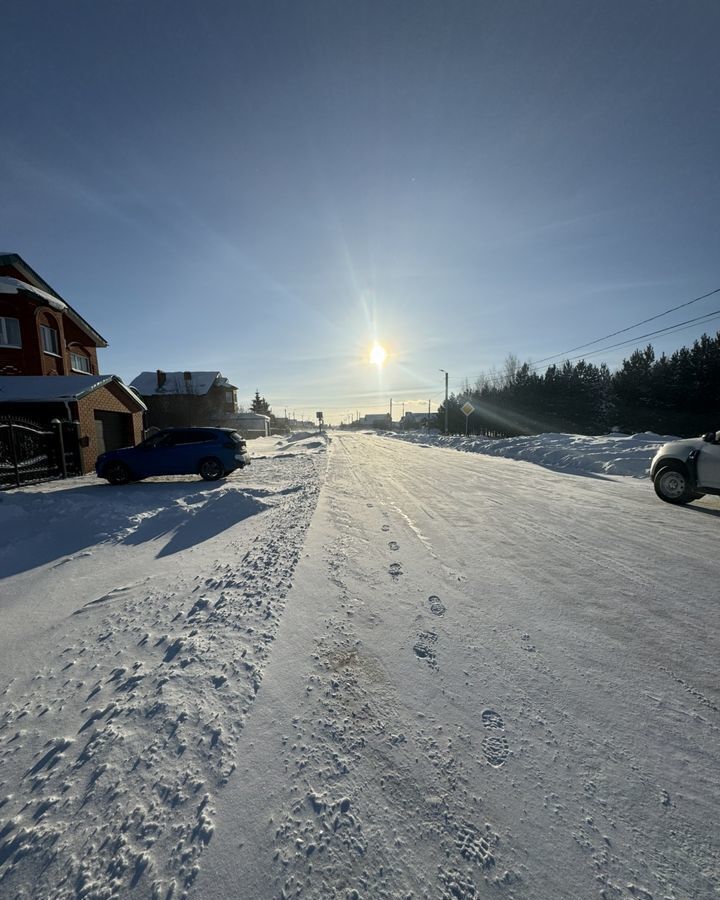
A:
142 432 170 448
171 430 215 445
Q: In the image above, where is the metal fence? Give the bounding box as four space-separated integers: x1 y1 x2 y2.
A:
0 419 82 490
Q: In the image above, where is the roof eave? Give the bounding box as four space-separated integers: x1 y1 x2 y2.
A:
0 254 109 348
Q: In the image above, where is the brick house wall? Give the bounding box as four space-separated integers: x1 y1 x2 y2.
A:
0 262 100 377
74 382 144 473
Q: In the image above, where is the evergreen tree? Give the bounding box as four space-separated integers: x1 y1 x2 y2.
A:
250 390 271 416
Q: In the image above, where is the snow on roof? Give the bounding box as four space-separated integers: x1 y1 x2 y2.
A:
0 266 107 347
0 275 68 310
130 371 233 397
232 412 271 422
0 375 146 409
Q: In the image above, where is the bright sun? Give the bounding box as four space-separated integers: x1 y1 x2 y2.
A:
369 344 387 367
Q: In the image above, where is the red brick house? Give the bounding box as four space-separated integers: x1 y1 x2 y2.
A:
0 253 145 473
0 253 106 378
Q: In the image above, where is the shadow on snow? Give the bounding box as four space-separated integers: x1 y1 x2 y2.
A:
0 480 271 577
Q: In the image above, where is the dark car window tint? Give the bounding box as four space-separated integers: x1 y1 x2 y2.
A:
172 430 215 445
143 432 170 448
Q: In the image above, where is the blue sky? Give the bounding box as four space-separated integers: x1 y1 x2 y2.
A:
2 1 719 423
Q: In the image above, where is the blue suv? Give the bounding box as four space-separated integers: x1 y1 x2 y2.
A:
96 427 251 484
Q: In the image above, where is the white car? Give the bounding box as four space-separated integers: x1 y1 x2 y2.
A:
650 430 720 504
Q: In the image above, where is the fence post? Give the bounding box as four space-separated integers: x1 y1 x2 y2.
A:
51 419 68 479
8 423 20 488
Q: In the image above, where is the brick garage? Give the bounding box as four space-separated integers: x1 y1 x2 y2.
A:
0 375 146 474
74 381 145 473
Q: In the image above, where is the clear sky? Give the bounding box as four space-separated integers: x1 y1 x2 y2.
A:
2 1 719 424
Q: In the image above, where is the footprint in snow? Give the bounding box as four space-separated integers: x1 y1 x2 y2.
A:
428 595 446 616
413 631 438 668
481 709 509 768
389 563 402 580
381 525 390 532
388 541 399 551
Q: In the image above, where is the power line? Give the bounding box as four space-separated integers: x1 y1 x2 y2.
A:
533 285 720 365
452 308 720 391
555 308 720 365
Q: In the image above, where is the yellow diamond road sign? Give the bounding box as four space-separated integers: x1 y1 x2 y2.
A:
461 401 474 416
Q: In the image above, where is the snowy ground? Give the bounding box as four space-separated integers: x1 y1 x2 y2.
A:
384 430 675 479
1 431 718 900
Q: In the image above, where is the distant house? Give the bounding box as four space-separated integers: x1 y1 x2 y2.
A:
400 411 434 429
131 370 238 429
359 413 392 429
227 412 271 439
0 253 145 473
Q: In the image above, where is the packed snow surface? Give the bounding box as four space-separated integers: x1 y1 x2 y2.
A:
0 431 717 900
386 429 676 478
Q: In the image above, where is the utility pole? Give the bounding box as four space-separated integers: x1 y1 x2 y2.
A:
440 369 449 434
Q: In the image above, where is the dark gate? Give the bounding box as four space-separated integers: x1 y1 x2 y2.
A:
0 419 82 489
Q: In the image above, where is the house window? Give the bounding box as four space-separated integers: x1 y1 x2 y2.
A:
0 317 22 348
70 351 92 373
40 323 60 356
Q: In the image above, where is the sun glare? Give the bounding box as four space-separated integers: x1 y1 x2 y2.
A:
370 344 387 367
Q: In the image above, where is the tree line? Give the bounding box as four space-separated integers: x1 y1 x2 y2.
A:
434 331 720 438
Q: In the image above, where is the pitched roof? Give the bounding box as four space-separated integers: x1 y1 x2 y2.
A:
0 375 146 409
130 371 236 396
0 253 108 348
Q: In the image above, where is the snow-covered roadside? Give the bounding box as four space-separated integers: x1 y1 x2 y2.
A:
0 436 326 899
385 430 673 478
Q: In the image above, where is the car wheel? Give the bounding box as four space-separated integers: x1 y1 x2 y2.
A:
199 457 225 481
653 466 694 505
104 461 131 485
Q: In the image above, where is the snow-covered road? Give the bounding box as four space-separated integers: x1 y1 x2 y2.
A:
196 432 719 900
1 431 718 899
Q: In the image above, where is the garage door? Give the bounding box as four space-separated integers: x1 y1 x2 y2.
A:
94 411 132 455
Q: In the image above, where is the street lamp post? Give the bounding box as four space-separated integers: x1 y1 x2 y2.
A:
440 369 449 434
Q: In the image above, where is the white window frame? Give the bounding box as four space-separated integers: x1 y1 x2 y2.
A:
0 317 22 348
70 351 92 373
40 323 60 356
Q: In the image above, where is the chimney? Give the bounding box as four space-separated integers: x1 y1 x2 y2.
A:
156 369 166 389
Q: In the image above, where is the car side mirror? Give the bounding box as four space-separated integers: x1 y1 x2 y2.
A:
702 431 716 443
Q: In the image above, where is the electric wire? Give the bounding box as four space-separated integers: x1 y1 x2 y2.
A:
455 306 720 390
532 285 720 365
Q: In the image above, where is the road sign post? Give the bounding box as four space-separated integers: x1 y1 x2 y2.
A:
461 401 474 436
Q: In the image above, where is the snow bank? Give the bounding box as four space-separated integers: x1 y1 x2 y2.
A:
386 430 676 478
